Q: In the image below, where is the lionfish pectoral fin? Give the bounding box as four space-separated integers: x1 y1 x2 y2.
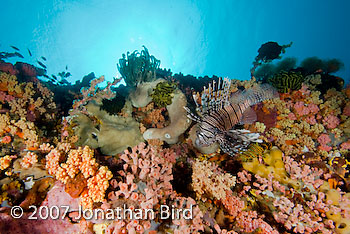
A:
239 107 257 124
184 107 201 122
230 84 279 106
229 89 243 104
218 139 242 157
227 129 262 143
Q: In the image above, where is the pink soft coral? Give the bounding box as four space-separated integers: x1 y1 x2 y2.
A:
305 115 317 125
294 101 310 116
317 134 331 145
288 112 297 120
308 103 319 114
343 103 350 116
340 141 350 150
322 115 340 129
317 134 333 152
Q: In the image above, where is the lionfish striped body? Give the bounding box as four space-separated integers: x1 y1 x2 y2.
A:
186 78 278 156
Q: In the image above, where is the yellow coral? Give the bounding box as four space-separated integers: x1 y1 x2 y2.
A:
0 114 11 135
325 189 350 234
243 147 288 183
254 122 266 133
304 90 322 105
0 155 13 170
0 72 22 96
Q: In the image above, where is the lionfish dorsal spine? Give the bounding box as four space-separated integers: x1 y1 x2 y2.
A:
193 77 232 116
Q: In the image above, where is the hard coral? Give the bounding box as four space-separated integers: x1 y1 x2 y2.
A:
106 142 174 233
73 101 143 155
143 89 191 144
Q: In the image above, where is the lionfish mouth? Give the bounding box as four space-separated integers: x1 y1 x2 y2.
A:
195 137 211 148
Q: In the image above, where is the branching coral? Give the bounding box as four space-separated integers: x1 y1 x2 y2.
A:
192 159 236 201
71 75 121 115
105 142 174 233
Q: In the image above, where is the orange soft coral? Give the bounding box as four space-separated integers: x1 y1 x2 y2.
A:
45 144 112 209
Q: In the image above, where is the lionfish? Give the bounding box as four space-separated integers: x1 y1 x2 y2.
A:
186 78 278 156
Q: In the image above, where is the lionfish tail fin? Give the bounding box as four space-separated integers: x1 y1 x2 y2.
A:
231 84 279 106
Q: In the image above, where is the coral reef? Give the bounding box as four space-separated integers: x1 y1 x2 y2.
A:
129 78 164 108
73 101 144 155
0 45 350 234
143 89 191 144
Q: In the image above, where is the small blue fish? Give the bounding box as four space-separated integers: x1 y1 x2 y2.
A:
14 52 24 58
27 48 32 57
37 60 47 69
41 56 47 61
10 45 20 51
59 79 69 85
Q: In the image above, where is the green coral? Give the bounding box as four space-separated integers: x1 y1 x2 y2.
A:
151 81 177 107
117 46 160 87
268 70 305 93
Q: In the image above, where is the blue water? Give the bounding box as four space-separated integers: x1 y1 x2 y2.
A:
1 0 349 84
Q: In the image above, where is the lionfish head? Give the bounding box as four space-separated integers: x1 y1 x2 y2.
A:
195 131 209 147
195 129 216 148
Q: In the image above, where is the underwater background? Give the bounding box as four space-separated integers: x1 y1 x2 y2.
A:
1 1 350 234
1 0 349 84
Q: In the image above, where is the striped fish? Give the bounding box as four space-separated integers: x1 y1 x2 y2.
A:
238 142 272 162
186 78 278 156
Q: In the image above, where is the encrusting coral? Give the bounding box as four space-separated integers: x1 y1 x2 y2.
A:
73 101 144 155
143 89 192 144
